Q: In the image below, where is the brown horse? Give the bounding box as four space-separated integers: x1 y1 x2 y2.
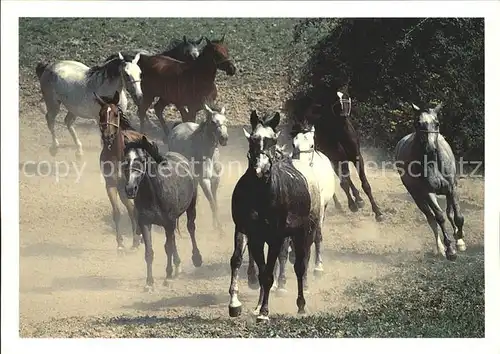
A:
95 91 145 253
286 91 384 222
136 35 236 140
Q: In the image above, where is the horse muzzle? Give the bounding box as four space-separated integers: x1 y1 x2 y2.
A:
125 184 139 199
219 135 228 146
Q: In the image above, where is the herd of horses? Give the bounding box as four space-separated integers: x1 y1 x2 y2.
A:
34 35 467 322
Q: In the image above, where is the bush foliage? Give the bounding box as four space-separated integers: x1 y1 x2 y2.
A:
287 18 484 160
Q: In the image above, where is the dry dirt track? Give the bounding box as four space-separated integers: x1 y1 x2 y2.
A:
19 107 485 337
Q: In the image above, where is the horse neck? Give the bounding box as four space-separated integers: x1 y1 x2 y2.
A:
413 135 447 189
194 121 218 156
194 51 218 80
87 66 123 94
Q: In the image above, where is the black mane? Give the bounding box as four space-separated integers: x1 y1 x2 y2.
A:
117 106 137 131
124 138 166 164
87 57 122 79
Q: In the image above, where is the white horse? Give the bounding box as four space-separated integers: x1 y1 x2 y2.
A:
36 52 143 159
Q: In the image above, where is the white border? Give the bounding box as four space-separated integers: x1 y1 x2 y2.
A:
2 1 499 353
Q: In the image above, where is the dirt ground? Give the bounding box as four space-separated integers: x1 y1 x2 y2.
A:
18 107 485 337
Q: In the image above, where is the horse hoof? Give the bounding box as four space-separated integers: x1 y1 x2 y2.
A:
375 214 384 222
174 266 182 277
271 284 277 292
117 247 125 256
192 253 203 268
75 152 83 161
457 239 467 252
446 251 458 261
228 305 242 317
143 285 155 293
356 200 365 208
256 315 270 323
313 267 324 277
348 203 359 213
297 309 306 316
130 245 140 252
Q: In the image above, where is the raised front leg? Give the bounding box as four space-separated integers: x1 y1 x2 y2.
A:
228 230 248 317
355 154 384 222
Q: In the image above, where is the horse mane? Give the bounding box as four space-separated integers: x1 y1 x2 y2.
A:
116 106 137 131
87 57 122 79
125 138 166 164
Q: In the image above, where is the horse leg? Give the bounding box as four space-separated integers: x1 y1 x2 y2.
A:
163 222 179 285
334 160 358 212
426 193 457 261
292 231 310 315
449 188 466 251
139 221 155 292
153 98 170 144
62 111 84 160
105 182 125 253
355 154 383 222
313 225 324 276
406 185 445 258
272 237 289 295
255 238 282 322
247 247 259 290
246 237 267 319
228 230 248 317
44 99 61 157
117 186 141 250
198 177 222 234
186 191 203 267
332 193 343 212
137 93 154 134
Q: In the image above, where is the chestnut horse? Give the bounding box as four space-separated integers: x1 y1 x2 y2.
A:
136 35 236 140
95 91 145 253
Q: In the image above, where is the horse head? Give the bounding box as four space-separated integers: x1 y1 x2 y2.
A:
180 35 205 61
411 102 443 153
117 52 143 106
243 110 281 178
203 35 236 76
204 104 229 146
332 91 352 118
95 91 122 151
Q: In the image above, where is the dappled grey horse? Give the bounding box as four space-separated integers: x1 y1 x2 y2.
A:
166 104 228 233
395 102 466 261
36 53 143 159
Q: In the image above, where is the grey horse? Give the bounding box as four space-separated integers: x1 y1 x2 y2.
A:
395 102 466 261
166 104 228 233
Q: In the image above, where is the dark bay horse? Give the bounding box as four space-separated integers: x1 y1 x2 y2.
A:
286 91 384 222
123 136 202 291
95 91 145 253
228 110 319 322
395 102 465 261
136 35 236 140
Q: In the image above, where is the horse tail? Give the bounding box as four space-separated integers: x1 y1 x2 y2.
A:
35 62 48 80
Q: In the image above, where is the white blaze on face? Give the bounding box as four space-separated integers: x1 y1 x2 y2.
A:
106 106 111 124
123 62 143 97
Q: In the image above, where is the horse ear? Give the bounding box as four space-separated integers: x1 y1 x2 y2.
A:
310 125 316 133
250 110 259 130
411 103 421 111
337 91 343 99
118 52 124 61
243 128 251 140
204 36 212 45
196 36 204 45
94 92 106 106
204 104 213 114
266 112 281 130
220 107 226 115
112 91 120 105
220 34 225 43
275 130 281 139
183 35 187 43
132 52 141 65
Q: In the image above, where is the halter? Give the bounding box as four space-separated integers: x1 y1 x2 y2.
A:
99 112 121 150
331 97 352 116
293 130 316 167
418 129 440 133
